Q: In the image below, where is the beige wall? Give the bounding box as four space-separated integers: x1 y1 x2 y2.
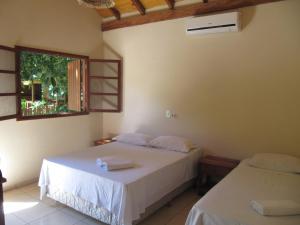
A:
103 0 300 159
0 0 103 189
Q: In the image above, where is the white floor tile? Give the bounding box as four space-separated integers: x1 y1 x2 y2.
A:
41 196 64 208
72 221 89 225
4 195 39 215
19 183 39 193
5 214 26 225
24 187 40 200
81 217 107 225
4 190 29 202
60 206 86 221
27 211 80 225
12 202 58 223
166 205 192 225
4 183 199 225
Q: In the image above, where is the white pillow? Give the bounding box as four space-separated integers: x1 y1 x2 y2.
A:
248 153 300 173
114 133 153 146
149 136 194 153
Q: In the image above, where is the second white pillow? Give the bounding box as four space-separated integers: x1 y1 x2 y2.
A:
115 133 153 146
248 153 300 173
150 136 194 153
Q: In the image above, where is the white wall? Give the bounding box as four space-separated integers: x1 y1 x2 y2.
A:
102 0 300 159
0 0 103 189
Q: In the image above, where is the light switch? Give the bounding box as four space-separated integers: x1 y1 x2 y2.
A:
166 110 176 118
165 110 172 118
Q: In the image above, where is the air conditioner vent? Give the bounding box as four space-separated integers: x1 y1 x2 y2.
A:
186 12 241 35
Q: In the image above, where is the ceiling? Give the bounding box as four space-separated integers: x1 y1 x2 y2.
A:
97 0 285 31
96 0 201 19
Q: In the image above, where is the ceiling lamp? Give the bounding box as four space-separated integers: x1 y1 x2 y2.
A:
77 0 115 9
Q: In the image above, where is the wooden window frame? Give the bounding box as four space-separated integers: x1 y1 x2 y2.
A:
0 45 123 121
88 59 122 113
0 45 17 121
15 46 90 121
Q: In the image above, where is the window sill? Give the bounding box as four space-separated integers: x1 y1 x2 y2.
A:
16 111 89 121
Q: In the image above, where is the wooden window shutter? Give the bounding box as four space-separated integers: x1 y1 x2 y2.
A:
0 45 17 121
88 59 122 112
67 60 82 112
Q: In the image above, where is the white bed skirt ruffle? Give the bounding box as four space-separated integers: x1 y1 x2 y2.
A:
47 185 120 225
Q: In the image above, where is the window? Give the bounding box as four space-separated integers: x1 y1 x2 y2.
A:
0 45 17 121
89 59 122 112
16 46 89 120
0 44 122 121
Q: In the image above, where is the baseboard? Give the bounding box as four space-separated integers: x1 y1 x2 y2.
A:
3 177 38 192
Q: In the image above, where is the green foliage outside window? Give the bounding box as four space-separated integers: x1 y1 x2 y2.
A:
20 51 75 115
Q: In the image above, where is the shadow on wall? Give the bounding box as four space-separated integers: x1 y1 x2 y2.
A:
240 6 256 30
135 126 179 138
89 43 103 58
103 41 123 60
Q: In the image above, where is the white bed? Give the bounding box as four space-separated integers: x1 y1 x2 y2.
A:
186 159 300 225
39 142 201 225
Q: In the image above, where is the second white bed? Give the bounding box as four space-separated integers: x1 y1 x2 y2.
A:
186 159 300 225
39 142 201 225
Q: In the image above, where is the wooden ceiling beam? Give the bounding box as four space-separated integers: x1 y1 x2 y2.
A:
165 0 175 9
132 0 146 15
110 7 121 20
102 0 285 31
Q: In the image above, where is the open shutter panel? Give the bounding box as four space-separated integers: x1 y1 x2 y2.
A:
68 60 82 112
88 59 122 112
0 45 17 121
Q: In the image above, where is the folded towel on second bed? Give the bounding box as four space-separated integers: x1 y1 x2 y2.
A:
250 200 300 216
96 157 135 171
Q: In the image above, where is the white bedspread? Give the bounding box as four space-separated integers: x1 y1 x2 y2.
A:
39 142 201 225
186 159 300 225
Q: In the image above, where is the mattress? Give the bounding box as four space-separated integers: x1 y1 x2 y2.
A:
186 159 300 225
39 142 201 225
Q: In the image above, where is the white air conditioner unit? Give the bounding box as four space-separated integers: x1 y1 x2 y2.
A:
186 12 241 35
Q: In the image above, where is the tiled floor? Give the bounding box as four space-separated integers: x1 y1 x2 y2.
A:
4 183 200 225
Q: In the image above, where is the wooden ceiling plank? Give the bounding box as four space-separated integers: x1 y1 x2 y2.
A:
132 0 146 15
102 0 285 31
98 0 175 18
165 0 175 9
110 7 121 20
97 10 114 17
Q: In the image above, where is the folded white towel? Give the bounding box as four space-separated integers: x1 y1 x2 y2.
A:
250 200 300 216
96 157 135 171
